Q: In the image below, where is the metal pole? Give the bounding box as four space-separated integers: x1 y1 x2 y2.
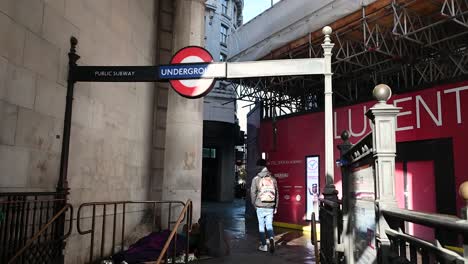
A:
54 36 80 262
338 131 354 264
321 27 336 195
58 37 80 195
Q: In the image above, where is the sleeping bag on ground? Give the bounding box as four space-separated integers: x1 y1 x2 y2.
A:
112 230 185 263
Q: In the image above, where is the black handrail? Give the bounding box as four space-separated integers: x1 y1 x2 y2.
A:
381 206 468 263
382 206 468 234
319 198 342 264
386 229 464 263
77 200 188 263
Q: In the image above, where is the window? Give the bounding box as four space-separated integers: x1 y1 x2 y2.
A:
220 24 228 45
203 148 216 158
222 0 228 15
220 53 227 62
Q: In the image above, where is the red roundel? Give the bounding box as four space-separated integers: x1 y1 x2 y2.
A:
169 46 215 98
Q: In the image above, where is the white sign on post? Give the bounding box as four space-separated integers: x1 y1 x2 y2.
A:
306 156 320 221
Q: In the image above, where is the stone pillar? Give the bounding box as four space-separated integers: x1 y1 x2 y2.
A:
162 0 205 222
322 26 336 197
365 84 400 263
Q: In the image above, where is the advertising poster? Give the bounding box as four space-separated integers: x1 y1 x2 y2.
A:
353 200 377 263
267 159 304 224
306 156 320 221
350 164 376 263
351 164 375 200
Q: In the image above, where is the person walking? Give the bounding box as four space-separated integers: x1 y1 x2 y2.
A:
250 159 278 253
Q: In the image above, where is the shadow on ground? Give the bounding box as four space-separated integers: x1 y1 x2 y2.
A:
195 199 317 264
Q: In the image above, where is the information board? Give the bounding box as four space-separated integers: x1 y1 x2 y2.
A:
350 164 376 263
306 156 320 221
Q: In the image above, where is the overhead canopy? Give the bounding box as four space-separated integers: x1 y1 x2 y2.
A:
229 0 377 62
226 0 468 118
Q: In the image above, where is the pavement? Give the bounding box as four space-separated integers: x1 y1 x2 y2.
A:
193 199 317 264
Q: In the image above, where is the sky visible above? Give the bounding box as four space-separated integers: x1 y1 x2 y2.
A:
236 0 281 132
243 0 281 24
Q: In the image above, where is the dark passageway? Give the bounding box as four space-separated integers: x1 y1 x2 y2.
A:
196 200 317 263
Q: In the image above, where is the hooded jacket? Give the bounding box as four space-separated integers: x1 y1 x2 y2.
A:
250 166 278 209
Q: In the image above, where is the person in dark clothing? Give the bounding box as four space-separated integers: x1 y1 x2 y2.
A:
250 159 278 253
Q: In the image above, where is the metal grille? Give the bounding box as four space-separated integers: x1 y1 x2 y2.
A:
229 0 468 117
0 192 71 264
77 200 191 264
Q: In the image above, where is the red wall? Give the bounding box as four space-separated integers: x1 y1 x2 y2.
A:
260 81 468 226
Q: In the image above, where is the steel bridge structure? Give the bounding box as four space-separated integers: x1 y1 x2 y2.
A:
227 0 468 118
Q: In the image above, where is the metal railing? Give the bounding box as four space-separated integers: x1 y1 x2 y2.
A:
319 198 343 264
156 200 192 264
7 204 73 264
77 200 191 263
382 206 466 263
0 192 69 264
311 212 320 264
328 87 468 263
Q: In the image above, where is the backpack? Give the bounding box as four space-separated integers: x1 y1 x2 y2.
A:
258 174 276 202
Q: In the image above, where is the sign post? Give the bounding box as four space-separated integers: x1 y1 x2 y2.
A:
64 26 335 234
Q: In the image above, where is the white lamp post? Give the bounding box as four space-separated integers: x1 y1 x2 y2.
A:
322 26 337 195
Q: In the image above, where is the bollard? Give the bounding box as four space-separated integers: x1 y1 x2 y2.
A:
311 212 320 264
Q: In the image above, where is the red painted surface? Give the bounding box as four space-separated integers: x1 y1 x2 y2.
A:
395 163 405 210
408 161 436 241
396 161 436 241
260 81 468 226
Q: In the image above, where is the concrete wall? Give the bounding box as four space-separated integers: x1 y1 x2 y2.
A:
0 0 173 262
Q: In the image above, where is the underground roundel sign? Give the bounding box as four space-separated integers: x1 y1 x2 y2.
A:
163 46 215 98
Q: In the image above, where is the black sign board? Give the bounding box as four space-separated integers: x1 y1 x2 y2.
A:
70 66 163 82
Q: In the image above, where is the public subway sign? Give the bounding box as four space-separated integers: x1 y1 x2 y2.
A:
69 46 223 98
162 46 222 98
159 63 211 79
69 45 326 98
70 66 160 82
